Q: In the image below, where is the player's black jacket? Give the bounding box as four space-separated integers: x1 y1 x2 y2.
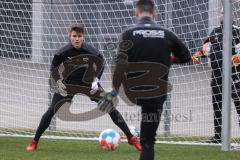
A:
121 16 190 68
51 42 104 86
204 24 240 80
116 16 191 106
205 24 240 68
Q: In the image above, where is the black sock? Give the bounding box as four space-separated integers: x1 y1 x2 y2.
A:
33 93 72 141
108 109 133 139
140 144 154 160
33 108 55 141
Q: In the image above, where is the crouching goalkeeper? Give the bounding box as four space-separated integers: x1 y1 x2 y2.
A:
26 24 141 152
192 8 240 143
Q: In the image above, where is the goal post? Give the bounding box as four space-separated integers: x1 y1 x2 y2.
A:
31 0 44 63
222 0 232 151
0 0 240 147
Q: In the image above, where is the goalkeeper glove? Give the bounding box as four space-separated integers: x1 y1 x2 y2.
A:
202 42 211 56
98 89 119 113
235 43 240 54
192 51 203 64
232 54 240 67
90 77 99 95
56 79 67 97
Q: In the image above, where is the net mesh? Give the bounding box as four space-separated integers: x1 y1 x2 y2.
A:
0 0 240 144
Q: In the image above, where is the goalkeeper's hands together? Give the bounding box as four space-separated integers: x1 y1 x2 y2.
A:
56 79 67 97
98 89 119 113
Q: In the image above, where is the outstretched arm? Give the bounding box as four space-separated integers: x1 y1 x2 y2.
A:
171 32 191 64
97 31 130 113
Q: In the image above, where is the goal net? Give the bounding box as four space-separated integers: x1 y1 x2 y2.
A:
1 0 240 145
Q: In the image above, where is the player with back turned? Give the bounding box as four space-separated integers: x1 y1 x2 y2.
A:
98 0 191 160
26 24 141 152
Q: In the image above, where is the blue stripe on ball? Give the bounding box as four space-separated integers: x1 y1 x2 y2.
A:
108 130 116 138
102 132 108 139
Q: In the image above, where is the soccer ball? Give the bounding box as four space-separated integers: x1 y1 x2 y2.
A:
99 129 121 151
129 126 140 137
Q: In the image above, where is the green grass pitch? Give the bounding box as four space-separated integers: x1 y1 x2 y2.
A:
1 137 240 160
